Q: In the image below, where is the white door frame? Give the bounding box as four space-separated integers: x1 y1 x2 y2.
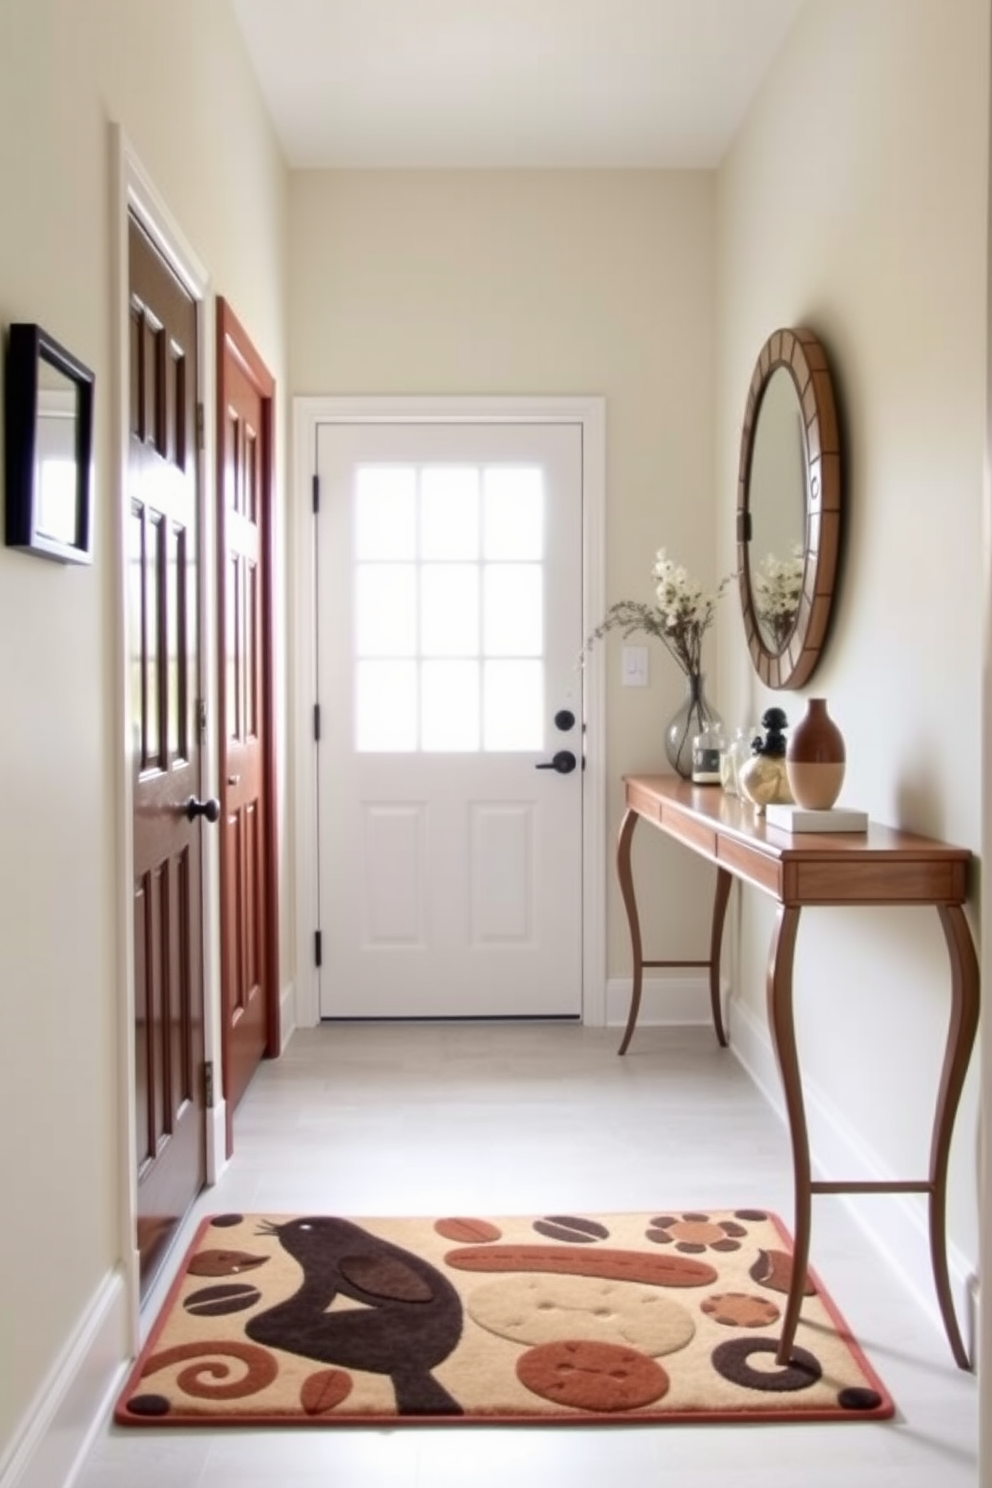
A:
110 126 225 1347
979 54 992 1451
292 395 607 1030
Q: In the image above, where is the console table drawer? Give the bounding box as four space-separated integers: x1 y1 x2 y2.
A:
793 858 963 903
718 835 783 896
660 807 715 857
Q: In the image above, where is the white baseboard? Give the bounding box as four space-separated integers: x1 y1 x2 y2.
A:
605 972 715 1029
279 978 296 1052
0 1269 128 1488
206 1097 229 1186
967 1276 981 1373
728 993 975 1355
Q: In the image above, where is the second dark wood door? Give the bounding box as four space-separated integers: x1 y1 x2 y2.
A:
217 299 277 1149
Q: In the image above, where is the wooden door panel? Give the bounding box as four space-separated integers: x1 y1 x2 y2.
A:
217 299 277 1148
129 216 206 1291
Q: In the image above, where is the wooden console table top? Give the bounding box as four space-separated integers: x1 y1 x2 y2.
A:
616 773 979 1371
623 774 970 906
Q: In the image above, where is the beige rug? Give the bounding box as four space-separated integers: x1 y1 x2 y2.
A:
115 1208 894 1426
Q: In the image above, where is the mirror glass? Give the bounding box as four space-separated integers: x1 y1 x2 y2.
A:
748 368 806 653
34 356 81 547
736 328 842 690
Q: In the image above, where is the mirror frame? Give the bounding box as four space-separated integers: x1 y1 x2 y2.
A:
4 321 95 565
736 326 841 689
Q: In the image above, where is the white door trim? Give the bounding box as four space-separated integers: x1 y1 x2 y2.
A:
110 125 224 1351
292 395 607 1030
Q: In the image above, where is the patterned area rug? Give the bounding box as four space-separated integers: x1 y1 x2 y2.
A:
115 1209 894 1426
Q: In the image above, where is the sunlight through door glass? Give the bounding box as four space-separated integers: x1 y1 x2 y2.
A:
354 464 544 752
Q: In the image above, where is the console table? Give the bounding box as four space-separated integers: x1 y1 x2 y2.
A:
616 774 979 1370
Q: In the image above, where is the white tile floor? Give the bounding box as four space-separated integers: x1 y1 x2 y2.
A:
76 1022 979 1487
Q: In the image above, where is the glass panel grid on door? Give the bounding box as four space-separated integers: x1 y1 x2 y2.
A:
354 463 544 756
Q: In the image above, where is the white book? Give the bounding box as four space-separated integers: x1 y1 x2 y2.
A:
765 804 869 834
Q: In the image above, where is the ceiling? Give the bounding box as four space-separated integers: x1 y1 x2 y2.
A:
230 0 808 169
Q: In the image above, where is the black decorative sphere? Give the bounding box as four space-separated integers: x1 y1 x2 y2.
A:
759 707 789 758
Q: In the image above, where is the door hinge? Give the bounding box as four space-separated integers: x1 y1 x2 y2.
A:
197 698 207 735
196 402 205 452
204 1060 215 1107
314 703 321 742
314 930 323 968
312 473 320 514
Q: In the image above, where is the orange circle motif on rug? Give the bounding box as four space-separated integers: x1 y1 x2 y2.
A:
516 1339 670 1412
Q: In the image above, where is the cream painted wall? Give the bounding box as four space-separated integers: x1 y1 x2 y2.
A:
0 0 288 1459
289 168 721 973
716 0 988 1309
2 0 985 1468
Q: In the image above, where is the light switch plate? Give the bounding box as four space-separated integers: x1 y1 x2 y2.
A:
621 645 648 686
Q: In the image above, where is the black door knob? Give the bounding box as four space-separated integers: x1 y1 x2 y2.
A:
186 796 220 823
535 750 577 774
553 708 576 732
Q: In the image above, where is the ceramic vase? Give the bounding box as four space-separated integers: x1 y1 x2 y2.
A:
665 672 722 781
786 697 846 809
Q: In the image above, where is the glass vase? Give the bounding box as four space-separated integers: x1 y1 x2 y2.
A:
665 672 722 780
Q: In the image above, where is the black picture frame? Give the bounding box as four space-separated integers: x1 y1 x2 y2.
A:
4 322 95 564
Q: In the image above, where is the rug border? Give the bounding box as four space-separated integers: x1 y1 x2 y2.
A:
114 1209 896 1428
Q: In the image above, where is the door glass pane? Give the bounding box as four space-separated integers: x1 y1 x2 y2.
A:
226 555 239 738
146 514 162 768
421 563 478 657
483 467 544 559
422 660 480 751
245 426 258 524
356 563 417 656
484 563 542 656
355 466 416 559
167 525 188 764
421 467 479 559
227 412 240 511
484 660 543 750
129 507 145 766
356 660 417 751
246 560 258 740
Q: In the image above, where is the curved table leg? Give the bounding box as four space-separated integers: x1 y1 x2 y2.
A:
616 808 643 1056
765 904 809 1365
930 904 981 1370
709 868 732 1048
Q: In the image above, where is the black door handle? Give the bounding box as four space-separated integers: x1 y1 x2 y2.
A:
186 796 221 823
535 750 577 774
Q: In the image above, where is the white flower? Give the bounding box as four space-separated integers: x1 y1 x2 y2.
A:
754 545 804 645
585 546 735 678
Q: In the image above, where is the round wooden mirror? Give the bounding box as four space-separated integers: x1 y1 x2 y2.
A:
736 327 841 689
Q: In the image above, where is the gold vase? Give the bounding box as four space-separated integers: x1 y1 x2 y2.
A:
738 752 792 814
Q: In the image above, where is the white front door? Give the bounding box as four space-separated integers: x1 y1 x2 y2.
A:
315 420 584 1019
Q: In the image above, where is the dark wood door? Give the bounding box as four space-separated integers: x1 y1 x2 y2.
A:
217 298 278 1153
129 216 208 1292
